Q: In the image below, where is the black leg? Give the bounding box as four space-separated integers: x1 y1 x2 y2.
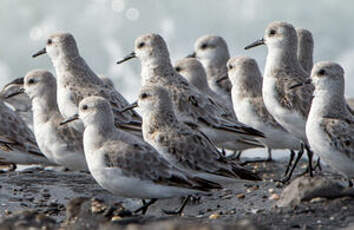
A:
266 148 273 161
221 148 226 157
235 151 242 160
304 145 314 177
227 150 242 160
279 144 305 183
284 150 296 177
240 148 274 165
313 157 322 172
134 198 158 215
348 177 353 187
162 196 190 215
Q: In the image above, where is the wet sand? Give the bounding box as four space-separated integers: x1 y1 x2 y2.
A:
0 158 353 229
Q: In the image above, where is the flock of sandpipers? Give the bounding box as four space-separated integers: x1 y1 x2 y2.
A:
0 21 353 215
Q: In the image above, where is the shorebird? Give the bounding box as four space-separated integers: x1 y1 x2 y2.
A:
228 56 301 171
245 21 315 181
1 78 33 130
6 70 88 171
174 58 261 156
32 33 142 135
117 33 265 153
293 62 354 186
188 35 232 105
0 95 53 169
122 84 261 183
174 58 225 106
61 96 221 215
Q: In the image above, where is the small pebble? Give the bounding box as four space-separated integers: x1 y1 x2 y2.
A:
209 213 220 219
236 193 245 199
251 208 262 214
223 194 232 199
111 216 122 221
5 210 12 215
268 188 275 194
310 197 326 203
269 194 280 201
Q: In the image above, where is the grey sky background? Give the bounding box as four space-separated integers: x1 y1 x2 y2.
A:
1 0 353 101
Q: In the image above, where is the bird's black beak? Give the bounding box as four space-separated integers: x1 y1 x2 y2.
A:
4 87 25 99
60 114 79 126
216 75 229 83
3 77 24 89
32 48 47 58
120 101 138 113
117 52 136 64
186 52 196 58
289 79 312 90
244 38 265 50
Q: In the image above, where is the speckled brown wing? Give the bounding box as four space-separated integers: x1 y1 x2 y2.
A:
69 81 142 131
52 113 84 152
273 68 314 118
62 58 142 129
150 72 264 138
0 101 42 156
154 124 260 180
102 138 220 190
321 117 354 160
251 97 286 130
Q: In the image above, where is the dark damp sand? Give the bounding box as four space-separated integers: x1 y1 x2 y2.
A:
0 158 353 229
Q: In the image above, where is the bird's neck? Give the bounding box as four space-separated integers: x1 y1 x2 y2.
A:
264 46 304 78
141 60 174 85
311 89 347 118
32 94 60 124
84 122 114 149
142 108 177 134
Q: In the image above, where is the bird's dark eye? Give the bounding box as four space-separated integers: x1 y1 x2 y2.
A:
175 66 181 72
140 93 149 99
228 64 233 70
47 39 53 45
269 29 276 36
28 79 35 84
138 42 145 49
318 69 326 76
82 105 88 110
201 43 208 49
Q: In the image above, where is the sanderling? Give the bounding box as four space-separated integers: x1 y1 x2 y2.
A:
245 21 315 180
117 33 264 152
32 33 142 135
296 28 314 74
189 35 232 104
122 84 260 184
7 70 88 171
61 96 221 214
0 95 53 168
174 57 262 154
227 56 301 169
294 62 354 186
1 78 33 130
174 57 228 106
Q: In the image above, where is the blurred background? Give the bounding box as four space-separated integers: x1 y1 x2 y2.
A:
1 0 353 102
